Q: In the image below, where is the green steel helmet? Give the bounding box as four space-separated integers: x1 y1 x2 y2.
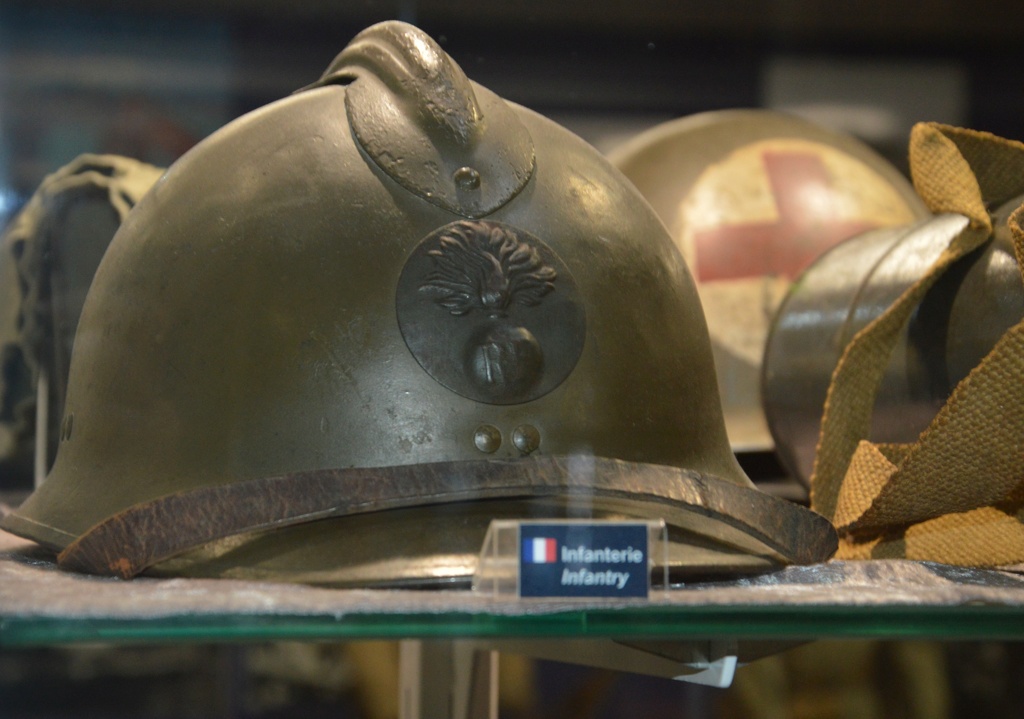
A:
1 22 835 587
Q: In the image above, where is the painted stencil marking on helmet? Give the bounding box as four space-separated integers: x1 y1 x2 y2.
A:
396 220 586 406
678 137 919 369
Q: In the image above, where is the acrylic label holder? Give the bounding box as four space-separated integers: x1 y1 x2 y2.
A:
473 519 669 599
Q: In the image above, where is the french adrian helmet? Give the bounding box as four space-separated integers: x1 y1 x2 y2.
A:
0 22 835 587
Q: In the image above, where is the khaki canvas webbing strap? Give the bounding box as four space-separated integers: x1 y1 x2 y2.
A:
810 123 1024 565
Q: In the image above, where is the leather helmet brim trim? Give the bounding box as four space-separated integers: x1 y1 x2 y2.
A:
41 455 837 580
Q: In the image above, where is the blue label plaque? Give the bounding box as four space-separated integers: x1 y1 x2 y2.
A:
519 523 649 598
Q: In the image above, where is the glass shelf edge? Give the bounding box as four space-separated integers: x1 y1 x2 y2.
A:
4 604 1024 647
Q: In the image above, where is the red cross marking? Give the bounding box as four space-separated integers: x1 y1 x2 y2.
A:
692 150 879 283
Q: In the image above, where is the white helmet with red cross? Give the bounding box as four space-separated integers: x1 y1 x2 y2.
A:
610 110 928 454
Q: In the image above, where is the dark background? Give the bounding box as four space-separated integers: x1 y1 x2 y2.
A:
3 0 1023 227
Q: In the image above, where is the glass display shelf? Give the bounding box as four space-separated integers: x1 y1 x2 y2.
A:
4 523 1024 648
5 603 1024 648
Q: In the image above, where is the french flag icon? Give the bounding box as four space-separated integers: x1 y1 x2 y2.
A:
524 537 558 564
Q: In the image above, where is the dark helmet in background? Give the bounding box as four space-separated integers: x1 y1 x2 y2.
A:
0 155 163 487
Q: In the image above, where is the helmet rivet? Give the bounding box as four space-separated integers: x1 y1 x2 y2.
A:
454 166 481 190
512 424 540 454
473 424 502 453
